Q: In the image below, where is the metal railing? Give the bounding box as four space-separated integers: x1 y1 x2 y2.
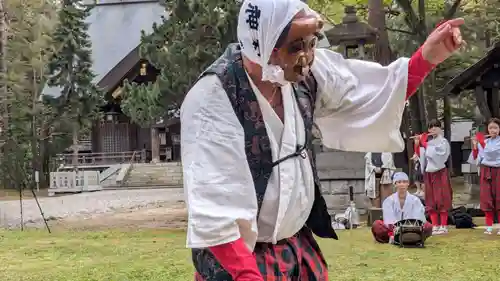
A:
55 150 146 166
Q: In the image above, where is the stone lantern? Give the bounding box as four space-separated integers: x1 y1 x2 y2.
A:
325 5 377 59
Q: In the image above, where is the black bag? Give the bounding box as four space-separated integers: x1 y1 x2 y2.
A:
450 206 476 229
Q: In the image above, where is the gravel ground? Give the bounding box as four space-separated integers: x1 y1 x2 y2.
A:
0 188 185 228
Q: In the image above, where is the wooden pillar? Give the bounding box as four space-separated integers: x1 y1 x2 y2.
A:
491 85 499 118
151 127 159 163
475 84 491 121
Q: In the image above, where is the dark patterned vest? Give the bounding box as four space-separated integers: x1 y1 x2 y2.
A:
191 44 336 279
371 153 383 168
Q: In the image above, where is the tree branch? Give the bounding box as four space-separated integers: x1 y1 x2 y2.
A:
386 27 416 35
384 7 401 16
395 0 420 33
443 0 462 20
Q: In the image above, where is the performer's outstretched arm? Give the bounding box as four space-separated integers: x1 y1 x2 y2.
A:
181 75 262 280
311 48 411 153
311 19 463 153
406 47 434 99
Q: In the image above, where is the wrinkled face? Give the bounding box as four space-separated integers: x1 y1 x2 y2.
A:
395 180 409 193
269 11 323 82
488 122 500 137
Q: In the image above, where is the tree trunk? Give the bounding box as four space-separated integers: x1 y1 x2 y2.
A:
368 0 392 65
424 73 438 121
72 126 79 166
443 95 453 176
0 0 7 188
31 109 38 189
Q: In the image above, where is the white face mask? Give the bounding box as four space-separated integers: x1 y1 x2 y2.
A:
262 64 288 86
237 0 308 85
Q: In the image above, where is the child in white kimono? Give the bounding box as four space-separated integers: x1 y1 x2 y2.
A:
371 172 432 243
416 119 452 235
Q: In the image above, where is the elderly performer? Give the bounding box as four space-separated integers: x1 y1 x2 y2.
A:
365 152 396 208
415 119 452 235
371 172 432 244
180 0 464 279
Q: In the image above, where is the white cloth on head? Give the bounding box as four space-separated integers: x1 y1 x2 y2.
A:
392 172 409 183
237 0 308 85
382 192 427 225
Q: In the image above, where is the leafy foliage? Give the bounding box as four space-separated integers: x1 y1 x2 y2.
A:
46 0 103 132
2 0 58 188
121 0 240 126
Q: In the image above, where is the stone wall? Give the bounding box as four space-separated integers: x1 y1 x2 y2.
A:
315 150 368 215
124 150 369 213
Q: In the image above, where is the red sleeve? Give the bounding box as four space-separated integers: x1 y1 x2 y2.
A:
420 132 429 149
406 47 435 99
209 238 263 281
472 146 478 159
406 20 448 99
477 132 486 148
413 141 420 157
472 132 486 159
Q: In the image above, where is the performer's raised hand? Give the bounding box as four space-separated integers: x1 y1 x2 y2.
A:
471 137 478 148
421 18 465 65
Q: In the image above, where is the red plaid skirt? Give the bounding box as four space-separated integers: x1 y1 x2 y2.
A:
194 228 328 281
479 165 500 212
424 168 452 212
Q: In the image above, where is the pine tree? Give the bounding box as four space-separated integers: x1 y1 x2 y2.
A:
121 0 240 126
47 0 103 164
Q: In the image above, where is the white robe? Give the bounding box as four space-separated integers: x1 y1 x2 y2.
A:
382 192 427 225
364 152 396 199
419 135 450 173
180 48 409 250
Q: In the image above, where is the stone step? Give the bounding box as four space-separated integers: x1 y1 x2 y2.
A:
123 162 183 187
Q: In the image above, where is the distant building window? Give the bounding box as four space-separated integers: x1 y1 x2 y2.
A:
159 133 166 145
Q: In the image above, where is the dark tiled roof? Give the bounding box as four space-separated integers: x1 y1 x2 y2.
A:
443 42 500 95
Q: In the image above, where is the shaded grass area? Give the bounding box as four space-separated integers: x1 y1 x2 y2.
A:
0 228 499 281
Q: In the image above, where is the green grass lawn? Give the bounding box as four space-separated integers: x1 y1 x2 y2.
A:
0 228 499 281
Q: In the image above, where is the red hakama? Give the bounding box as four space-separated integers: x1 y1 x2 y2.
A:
424 168 452 213
479 165 500 212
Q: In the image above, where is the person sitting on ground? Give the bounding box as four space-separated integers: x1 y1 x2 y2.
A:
371 172 433 244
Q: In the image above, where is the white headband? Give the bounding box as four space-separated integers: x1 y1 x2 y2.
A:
393 172 409 183
237 0 308 85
